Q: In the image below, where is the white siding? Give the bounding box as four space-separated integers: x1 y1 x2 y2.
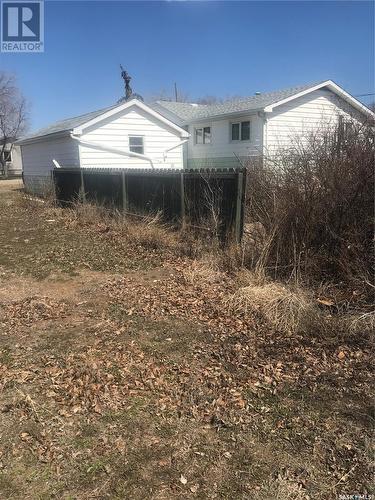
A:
79 107 184 169
265 89 363 154
9 145 22 175
21 136 79 176
186 114 263 168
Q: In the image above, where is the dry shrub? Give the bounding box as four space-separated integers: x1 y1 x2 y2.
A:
68 198 110 226
245 121 374 289
228 275 320 334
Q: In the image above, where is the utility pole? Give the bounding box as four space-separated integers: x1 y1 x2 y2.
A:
174 82 178 102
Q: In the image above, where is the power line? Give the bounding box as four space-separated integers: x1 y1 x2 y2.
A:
355 93 375 97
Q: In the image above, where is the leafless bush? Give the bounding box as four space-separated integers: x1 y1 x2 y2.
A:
245 121 374 294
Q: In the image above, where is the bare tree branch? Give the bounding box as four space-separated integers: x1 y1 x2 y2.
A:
0 71 28 173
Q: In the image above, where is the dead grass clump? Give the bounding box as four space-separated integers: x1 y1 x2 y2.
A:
183 259 224 286
68 200 110 227
125 215 181 252
65 201 182 253
347 310 375 338
228 278 320 334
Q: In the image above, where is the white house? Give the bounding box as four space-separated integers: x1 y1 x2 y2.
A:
17 99 189 194
0 139 23 177
17 80 374 193
153 80 374 168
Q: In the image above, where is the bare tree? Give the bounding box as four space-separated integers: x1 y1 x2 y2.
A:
196 95 222 105
148 88 190 103
0 72 28 175
149 88 243 105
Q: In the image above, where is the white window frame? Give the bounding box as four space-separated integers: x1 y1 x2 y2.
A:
230 120 251 142
194 126 212 145
128 135 145 155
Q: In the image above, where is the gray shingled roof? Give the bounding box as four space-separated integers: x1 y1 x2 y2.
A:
19 104 118 142
155 81 325 121
19 81 327 143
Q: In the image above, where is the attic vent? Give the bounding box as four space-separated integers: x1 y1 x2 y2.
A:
255 92 261 96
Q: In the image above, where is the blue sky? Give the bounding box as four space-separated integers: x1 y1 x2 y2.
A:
1 0 374 130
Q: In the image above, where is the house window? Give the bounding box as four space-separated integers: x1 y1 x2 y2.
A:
231 123 240 141
1 150 12 163
231 121 251 141
129 136 144 155
338 115 353 135
195 126 211 144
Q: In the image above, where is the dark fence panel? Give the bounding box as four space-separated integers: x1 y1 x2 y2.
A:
83 172 122 208
184 173 238 239
53 170 81 205
53 168 246 241
126 174 181 220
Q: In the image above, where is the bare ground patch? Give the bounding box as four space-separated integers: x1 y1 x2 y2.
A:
0 186 372 499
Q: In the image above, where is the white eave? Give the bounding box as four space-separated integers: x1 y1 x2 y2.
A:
73 99 190 138
15 130 71 146
263 80 375 119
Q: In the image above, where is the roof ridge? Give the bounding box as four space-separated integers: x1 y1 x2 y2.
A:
41 103 118 127
155 81 331 121
156 100 208 106
20 102 120 141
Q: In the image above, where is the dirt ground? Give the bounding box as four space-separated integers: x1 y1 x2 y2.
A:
0 180 373 499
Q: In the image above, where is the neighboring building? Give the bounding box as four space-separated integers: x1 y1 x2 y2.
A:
16 80 374 194
154 80 374 168
0 139 22 177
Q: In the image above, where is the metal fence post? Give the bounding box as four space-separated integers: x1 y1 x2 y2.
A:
122 171 128 213
180 171 186 229
235 170 244 243
80 169 86 202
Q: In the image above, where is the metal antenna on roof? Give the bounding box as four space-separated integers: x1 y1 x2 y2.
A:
120 65 133 100
118 66 144 103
